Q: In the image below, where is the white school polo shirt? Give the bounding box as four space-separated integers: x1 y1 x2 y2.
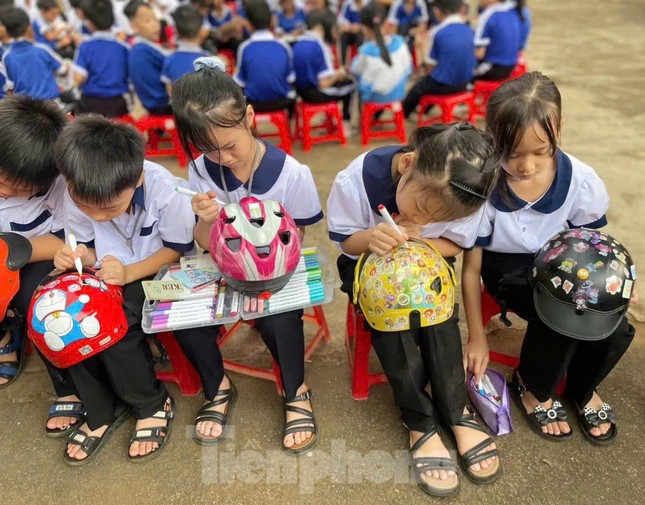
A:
62 161 195 267
327 145 485 260
0 175 66 238
475 150 609 254
189 140 323 227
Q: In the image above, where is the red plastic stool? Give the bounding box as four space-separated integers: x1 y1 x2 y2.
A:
295 101 346 152
117 115 189 168
218 49 236 75
218 305 331 395
155 331 202 396
253 110 292 154
345 303 388 400
472 80 506 118
509 53 527 80
361 101 407 146
417 91 475 127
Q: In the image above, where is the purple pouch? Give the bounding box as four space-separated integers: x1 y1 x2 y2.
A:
467 369 513 436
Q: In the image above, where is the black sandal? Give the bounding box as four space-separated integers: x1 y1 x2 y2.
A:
128 396 175 463
194 381 237 446
509 371 572 442
63 407 131 467
576 401 618 446
446 408 502 484
409 426 460 497
0 326 25 389
46 400 85 438
283 389 317 455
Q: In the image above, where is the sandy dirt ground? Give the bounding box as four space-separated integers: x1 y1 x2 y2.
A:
1 1 644 503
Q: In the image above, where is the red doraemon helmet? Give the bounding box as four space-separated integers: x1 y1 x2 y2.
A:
209 197 302 293
27 269 129 368
0 232 32 319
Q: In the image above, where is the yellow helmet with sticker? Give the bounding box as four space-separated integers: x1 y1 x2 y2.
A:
353 239 457 332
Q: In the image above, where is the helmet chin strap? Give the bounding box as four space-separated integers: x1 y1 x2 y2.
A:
219 136 263 204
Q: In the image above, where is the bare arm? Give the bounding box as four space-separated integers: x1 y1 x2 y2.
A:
28 234 64 263
461 246 489 381
475 47 486 61
122 247 182 283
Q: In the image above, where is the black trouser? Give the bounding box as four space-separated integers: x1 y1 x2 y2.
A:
474 63 515 81
12 261 76 397
297 82 355 121
66 279 167 430
402 76 468 117
75 94 128 118
481 250 635 407
247 97 295 117
340 32 362 66
338 255 466 432
147 104 173 116
173 309 306 402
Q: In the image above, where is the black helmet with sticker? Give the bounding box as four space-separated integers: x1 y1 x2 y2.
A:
531 228 635 341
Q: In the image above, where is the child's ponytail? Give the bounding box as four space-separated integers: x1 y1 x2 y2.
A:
360 2 391 67
515 0 526 22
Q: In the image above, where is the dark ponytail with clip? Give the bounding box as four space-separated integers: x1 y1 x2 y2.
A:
360 2 391 67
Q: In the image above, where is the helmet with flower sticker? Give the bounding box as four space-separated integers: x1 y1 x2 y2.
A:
209 197 302 294
0 232 32 319
353 239 456 332
531 228 635 341
27 269 129 367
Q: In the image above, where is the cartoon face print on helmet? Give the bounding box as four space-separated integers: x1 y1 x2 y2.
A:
27 269 129 368
353 240 456 332
0 232 32 319
209 197 302 294
532 228 635 341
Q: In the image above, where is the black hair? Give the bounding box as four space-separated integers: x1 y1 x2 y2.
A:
171 65 248 160
0 0 14 10
515 0 526 22
123 0 149 20
172 4 203 39
0 96 67 193
55 115 145 205
401 123 500 222
434 0 463 15
359 2 391 66
2 7 29 38
190 0 214 10
245 0 272 31
306 9 335 45
69 0 81 8
37 0 57 11
80 0 114 31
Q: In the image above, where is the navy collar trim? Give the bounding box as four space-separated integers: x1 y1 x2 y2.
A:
203 140 286 196
131 184 146 211
362 146 405 215
490 149 573 213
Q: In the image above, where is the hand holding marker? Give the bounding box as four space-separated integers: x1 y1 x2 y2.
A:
68 233 83 276
175 186 227 206
378 204 407 247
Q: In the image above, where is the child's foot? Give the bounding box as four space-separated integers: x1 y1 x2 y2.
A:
195 375 234 442
66 423 108 462
128 396 174 460
409 429 457 482
581 391 614 438
520 389 571 437
0 330 18 386
283 384 316 451
46 395 83 434
451 408 498 474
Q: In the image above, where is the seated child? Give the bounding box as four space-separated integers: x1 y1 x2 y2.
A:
125 0 171 115
293 10 355 126
206 0 244 53
0 96 85 436
161 4 208 92
327 122 501 497
275 0 306 37
53 115 195 464
33 0 79 59
337 0 363 67
402 0 475 118
72 0 130 117
234 0 296 113
1 7 69 101
387 0 429 49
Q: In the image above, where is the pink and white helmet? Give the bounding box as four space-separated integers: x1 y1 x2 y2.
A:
209 197 302 293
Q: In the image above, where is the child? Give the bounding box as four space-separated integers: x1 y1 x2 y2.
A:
170 57 323 454
53 115 195 464
402 0 475 118
275 0 306 37
72 0 130 117
327 122 501 496
234 0 295 113
293 10 355 127
386 0 429 61
161 4 208 90
337 0 363 67
461 71 636 444
206 0 243 52
473 0 524 81
124 0 171 115
1 7 69 101
350 2 412 104
33 0 78 59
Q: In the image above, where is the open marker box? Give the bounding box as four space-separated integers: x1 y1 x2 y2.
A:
142 247 336 334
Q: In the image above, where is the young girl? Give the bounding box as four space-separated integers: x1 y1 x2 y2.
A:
462 71 636 445
327 123 501 496
350 2 412 105
170 57 323 454
337 0 363 67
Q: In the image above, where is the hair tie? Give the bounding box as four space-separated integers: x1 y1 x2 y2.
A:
193 56 226 73
449 180 487 200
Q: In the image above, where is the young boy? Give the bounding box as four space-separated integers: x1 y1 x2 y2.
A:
1 7 69 101
402 0 475 118
72 0 130 117
33 0 79 59
125 0 171 115
53 115 195 464
160 4 208 91
234 0 296 113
